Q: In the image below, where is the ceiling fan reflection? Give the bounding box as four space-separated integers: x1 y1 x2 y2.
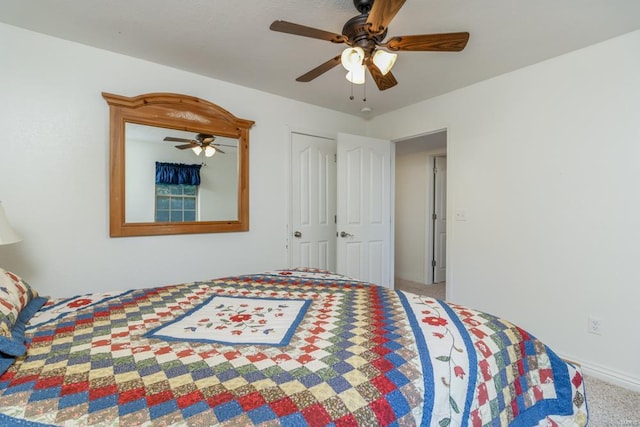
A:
163 133 235 157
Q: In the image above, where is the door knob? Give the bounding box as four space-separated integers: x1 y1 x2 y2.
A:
340 231 354 238
294 231 302 238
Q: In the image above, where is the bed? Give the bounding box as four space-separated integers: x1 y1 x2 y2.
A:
0 267 588 426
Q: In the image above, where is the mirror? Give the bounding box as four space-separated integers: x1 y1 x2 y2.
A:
103 92 254 237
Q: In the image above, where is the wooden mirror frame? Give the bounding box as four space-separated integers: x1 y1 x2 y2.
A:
103 92 254 237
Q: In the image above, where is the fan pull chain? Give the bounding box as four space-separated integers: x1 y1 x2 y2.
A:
348 75 367 101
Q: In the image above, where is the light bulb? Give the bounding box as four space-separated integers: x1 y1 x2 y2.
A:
191 146 203 156
341 47 365 71
372 49 397 75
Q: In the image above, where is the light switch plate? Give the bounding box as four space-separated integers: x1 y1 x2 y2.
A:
455 210 467 221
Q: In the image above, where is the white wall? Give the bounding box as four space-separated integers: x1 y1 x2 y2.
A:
369 30 640 389
0 23 366 298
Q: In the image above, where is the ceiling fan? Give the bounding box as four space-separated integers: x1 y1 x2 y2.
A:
163 133 233 157
270 0 469 90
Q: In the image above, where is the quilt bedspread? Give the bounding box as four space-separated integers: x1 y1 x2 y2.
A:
0 270 587 426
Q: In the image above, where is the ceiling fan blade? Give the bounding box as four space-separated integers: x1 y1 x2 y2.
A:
365 58 398 91
385 32 470 52
366 0 406 34
164 136 193 143
212 146 225 154
296 56 341 82
175 143 196 150
270 20 347 43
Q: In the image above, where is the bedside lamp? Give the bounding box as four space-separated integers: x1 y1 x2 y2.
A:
0 201 22 245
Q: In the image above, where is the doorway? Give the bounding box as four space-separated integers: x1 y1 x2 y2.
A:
394 130 447 285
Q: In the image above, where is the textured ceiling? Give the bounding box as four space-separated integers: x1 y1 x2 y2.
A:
2 0 640 118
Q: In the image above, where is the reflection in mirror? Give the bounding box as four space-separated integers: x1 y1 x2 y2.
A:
103 92 254 237
125 123 239 223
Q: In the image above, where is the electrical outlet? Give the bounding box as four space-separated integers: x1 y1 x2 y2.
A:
588 316 602 335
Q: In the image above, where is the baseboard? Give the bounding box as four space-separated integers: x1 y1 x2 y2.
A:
559 354 640 392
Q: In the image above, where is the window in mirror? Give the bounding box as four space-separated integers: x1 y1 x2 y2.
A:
155 184 198 222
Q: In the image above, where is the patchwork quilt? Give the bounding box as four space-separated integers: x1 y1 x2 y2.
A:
0 269 588 426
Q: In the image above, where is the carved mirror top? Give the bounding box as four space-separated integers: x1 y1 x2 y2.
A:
103 92 254 137
103 92 255 237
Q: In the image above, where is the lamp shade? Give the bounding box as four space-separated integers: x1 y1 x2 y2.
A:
345 64 366 84
191 146 203 156
204 146 217 157
341 47 365 71
0 202 22 245
372 49 397 75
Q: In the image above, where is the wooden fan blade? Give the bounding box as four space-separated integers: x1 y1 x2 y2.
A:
365 58 397 91
270 20 347 44
212 146 225 154
296 56 341 82
164 136 193 143
175 143 196 150
366 0 406 34
385 32 470 52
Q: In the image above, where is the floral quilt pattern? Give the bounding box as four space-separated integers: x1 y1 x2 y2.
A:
399 291 588 427
27 290 130 329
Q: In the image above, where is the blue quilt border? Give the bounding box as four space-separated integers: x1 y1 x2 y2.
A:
396 291 435 427
508 344 575 426
0 413 53 426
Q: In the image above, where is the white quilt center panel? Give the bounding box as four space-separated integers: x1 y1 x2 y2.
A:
145 295 312 346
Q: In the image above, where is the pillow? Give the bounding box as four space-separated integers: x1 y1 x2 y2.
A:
0 268 47 375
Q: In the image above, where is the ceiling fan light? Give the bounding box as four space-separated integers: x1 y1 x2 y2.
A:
204 146 216 157
372 49 397 75
341 46 365 71
345 64 366 84
191 146 203 156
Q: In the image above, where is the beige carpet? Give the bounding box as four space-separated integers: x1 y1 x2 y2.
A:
583 375 640 426
393 277 640 426
394 277 446 300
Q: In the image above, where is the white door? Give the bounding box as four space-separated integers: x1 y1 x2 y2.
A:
336 133 392 288
289 132 337 271
433 156 447 283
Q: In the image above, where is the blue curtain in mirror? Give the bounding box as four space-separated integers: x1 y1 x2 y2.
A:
155 162 202 185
